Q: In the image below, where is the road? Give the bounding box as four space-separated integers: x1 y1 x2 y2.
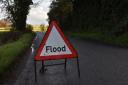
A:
13 32 128 85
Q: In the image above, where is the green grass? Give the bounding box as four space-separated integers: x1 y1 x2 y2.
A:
0 32 35 76
71 32 128 47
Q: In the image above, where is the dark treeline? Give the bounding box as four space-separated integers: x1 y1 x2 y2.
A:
48 0 128 36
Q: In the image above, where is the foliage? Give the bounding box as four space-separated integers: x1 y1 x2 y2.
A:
26 24 33 32
40 24 45 31
0 33 34 76
0 31 23 45
0 0 33 31
0 20 8 27
47 0 73 30
71 32 128 47
48 0 128 35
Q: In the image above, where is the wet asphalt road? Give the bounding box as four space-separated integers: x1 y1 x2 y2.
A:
13 32 128 85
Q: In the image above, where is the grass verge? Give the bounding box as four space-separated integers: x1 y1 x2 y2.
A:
0 32 35 76
71 32 128 47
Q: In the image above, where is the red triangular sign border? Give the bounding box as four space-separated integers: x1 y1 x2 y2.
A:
34 20 78 61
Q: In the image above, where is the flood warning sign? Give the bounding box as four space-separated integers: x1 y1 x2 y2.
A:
40 25 72 56
34 20 77 60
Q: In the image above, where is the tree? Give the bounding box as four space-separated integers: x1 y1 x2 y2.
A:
47 0 73 30
48 0 128 34
0 0 33 31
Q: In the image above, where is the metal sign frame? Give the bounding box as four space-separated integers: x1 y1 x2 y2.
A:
34 20 80 82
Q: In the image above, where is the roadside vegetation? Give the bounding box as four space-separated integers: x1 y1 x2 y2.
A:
0 31 24 45
71 32 128 47
0 0 36 79
0 21 35 78
0 32 35 76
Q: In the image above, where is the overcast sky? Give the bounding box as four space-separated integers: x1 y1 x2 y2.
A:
0 0 51 25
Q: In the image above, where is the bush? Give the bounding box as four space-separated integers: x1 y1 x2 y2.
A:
26 24 33 32
0 31 23 45
40 24 45 31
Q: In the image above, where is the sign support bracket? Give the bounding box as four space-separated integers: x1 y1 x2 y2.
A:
34 57 80 82
33 20 81 82
76 57 80 78
34 60 37 82
40 61 45 73
64 59 67 71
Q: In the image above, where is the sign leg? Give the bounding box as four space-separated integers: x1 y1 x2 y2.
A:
64 59 67 71
40 61 45 73
76 57 80 78
34 60 37 82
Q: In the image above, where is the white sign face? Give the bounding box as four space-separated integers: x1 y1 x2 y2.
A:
40 26 72 56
